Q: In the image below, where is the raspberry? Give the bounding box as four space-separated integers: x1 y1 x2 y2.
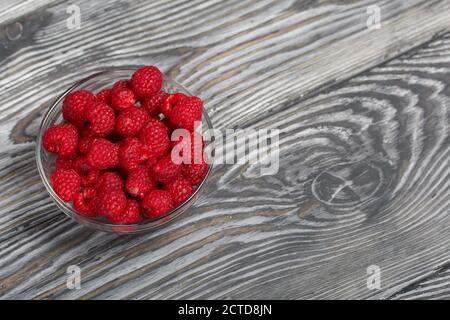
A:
169 96 202 132
160 93 187 118
142 190 174 219
153 155 182 184
166 176 194 205
73 187 96 216
119 137 153 171
111 80 130 93
55 156 74 170
131 66 163 98
144 155 159 179
182 159 208 186
96 89 111 104
78 136 97 154
109 199 140 224
78 123 96 138
125 166 156 198
94 189 127 218
73 155 89 173
81 168 100 187
50 168 81 202
43 123 78 157
62 90 96 124
72 156 99 187
97 171 124 193
139 118 169 158
86 138 119 169
115 107 150 137
86 103 115 137
141 91 167 116
145 155 158 169
111 88 136 111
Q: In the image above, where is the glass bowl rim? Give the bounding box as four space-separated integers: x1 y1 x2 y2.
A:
35 67 214 232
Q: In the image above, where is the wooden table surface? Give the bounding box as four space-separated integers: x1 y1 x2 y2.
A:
0 0 449 299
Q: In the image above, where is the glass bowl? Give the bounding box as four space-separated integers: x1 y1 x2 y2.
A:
36 68 213 234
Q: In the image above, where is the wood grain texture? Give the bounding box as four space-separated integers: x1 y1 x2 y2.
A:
0 0 59 25
0 0 449 299
390 263 450 300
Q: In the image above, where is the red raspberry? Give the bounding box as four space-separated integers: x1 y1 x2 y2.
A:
142 190 174 219
73 155 89 174
166 176 194 205
160 93 187 118
86 138 119 169
109 199 141 224
81 168 100 187
141 91 167 116
50 168 81 202
139 118 169 158
62 90 96 124
72 156 99 187
94 189 127 218
55 156 74 170
86 103 115 137
43 123 78 157
144 156 159 180
125 166 156 198
153 155 182 184
111 88 136 111
115 107 150 137
97 171 124 193
96 89 111 104
182 159 208 186
169 96 202 132
73 187 96 217
131 66 163 98
119 137 153 171
78 136 97 154
145 155 158 169
77 123 96 138
111 80 130 93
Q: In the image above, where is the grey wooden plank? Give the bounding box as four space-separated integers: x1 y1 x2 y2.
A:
0 0 60 25
390 263 450 300
0 0 449 299
0 31 448 300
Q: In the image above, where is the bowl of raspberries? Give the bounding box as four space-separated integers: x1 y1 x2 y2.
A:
36 66 213 233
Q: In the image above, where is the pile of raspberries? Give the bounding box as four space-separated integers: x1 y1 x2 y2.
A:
42 66 208 224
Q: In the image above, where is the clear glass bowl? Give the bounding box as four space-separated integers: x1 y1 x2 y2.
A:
36 68 213 234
